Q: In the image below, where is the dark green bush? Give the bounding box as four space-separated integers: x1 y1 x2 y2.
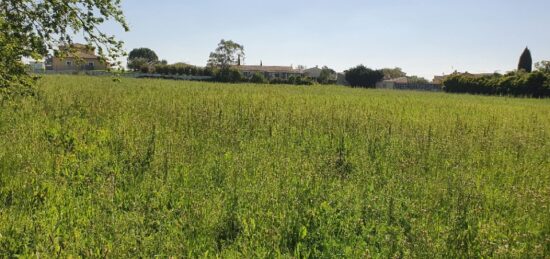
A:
344 65 384 88
443 71 550 97
214 68 244 83
268 76 317 86
250 72 268 84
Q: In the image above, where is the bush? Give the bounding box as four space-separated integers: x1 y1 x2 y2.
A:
293 76 317 85
214 68 244 83
250 72 268 84
344 65 384 88
268 76 317 86
443 71 550 97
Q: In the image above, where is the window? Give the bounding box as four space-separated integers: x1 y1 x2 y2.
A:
88 62 95 69
66 61 72 66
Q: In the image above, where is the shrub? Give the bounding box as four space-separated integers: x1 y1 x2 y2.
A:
250 72 268 84
214 68 244 83
344 65 384 88
443 71 550 97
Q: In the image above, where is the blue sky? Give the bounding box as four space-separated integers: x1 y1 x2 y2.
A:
102 0 550 79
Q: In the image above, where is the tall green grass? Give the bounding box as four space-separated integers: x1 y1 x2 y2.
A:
1 75 549 257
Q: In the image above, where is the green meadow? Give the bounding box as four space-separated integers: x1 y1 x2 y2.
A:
1 75 549 257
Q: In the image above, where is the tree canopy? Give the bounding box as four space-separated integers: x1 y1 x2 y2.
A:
318 66 337 84
0 0 128 100
207 40 245 69
128 48 159 62
518 47 533 72
535 60 550 73
381 67 406 79
127 48 159 70
344 65 384 88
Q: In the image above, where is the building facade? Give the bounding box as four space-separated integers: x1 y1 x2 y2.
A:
48 44 107 71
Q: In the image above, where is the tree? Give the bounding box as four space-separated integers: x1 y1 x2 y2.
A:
344 65 384 88
318 66 337 84
381 67 406 79
207 40 245 69
0 0 128 100
518 47 533 72
407 76 430 84
535 60 550 73
128 48 158 70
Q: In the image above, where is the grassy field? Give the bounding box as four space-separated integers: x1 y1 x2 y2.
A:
1 75 549 257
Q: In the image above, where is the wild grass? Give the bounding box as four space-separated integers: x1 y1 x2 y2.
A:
1 75 549 257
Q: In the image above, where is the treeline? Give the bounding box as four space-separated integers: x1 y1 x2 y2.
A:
213 68 317 85
138 64 317 85
139 63 214 77
443 71 550 97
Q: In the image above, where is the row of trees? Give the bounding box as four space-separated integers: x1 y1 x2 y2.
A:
443 48 550 97
140 63 214 76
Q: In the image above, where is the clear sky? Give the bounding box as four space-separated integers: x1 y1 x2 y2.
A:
102 0 550 79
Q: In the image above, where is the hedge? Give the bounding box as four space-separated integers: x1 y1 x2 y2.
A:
443 71 550 97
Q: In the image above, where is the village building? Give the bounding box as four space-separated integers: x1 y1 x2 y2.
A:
47 44 107 71
376 77 409 89
303 66 338 82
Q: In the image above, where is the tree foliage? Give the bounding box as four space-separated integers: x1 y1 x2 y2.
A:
0 0 128 100
407 76 430 84
443 71 549 97
207 40 245 69
518 47 533 73
318 66 337 84
344 65 384 88
151 63 213 77
535 60 550 74
250 72 268 84
381 67 406 79
214 67 244 83
128 48 159 70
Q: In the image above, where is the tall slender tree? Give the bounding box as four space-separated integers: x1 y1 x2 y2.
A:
518 47 533 72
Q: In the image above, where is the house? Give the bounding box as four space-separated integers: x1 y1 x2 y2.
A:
48 44 107 71
303 66 338 82
304 66 322 78
376 77 409 89
235 64 302 79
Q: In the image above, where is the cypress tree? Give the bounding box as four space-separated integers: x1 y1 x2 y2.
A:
518 47 533 72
